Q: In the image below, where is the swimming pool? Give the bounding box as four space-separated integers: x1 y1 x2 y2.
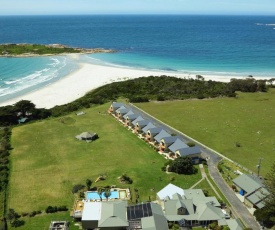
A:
86 191 119 200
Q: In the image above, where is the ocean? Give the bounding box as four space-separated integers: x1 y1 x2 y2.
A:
0 15 275 103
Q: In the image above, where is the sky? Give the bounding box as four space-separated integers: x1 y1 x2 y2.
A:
0 0 275 16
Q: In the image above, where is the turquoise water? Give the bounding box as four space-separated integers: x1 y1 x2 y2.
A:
0 15 275 104
0 56 79 102
86 191 119 200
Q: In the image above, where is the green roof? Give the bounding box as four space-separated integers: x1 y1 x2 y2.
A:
233 174 262 195
141 203 168 230
98 201 128 228
196 203 224 221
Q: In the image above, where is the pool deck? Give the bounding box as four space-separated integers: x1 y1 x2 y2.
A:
72 188 131 218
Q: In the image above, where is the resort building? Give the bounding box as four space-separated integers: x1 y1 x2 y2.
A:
79 183 242 230
168 139 188 155
125 113 141 126
156 185 230 228
153 130 171 145
131 116 144 129
159 136 181 152
134 119 150 133
82 200 128 230
109 102 125 113
141 123 156 134
175 146 202 164
145 127 164 142
116 107 130 119
232 174 269 209
108 102 205 164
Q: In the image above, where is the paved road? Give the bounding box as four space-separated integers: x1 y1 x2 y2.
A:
128 103 261 230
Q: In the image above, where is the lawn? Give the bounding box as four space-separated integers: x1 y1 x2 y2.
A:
8 103 201 229
136 89 275 176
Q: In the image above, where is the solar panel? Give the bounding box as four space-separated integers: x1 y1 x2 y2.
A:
127 203 153 220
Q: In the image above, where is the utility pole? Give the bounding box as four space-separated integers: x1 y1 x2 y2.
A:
256 158 264 177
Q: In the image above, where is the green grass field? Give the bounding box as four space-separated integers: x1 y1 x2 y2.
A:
8 103 202 229
136 89 275 176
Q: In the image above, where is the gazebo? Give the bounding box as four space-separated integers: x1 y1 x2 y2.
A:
75 132 98 141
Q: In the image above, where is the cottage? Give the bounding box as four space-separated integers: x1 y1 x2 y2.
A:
131 116 144 129
154 130 171 144
125 114 141 126
159 136 181 152
175 146 202 164
109 102 125 113
146 127 164 142
115 106 129 119
168 139 188 154
135 120 150 133
232 174 269 209
141 123 156 134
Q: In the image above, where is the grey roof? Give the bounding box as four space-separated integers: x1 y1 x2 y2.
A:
116 108 129 115
141 203 168 230
220 219 244 230
98 201 128 228
147 127 164 136
142 123 156 133
132 116 144 126
136 119 150 128
161 136 181 146
168 139 188 153
164 197 195 216
123 110 134 119
126 114 140 121
233 174 263 195
75 132 97 140
245 187 269 208
176 146 201 157
111 102 124 109
196 203 224 221
183 189 221 207
115 105 127 112
154 130 171 143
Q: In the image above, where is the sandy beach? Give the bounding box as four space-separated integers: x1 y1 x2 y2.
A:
0 61 265 109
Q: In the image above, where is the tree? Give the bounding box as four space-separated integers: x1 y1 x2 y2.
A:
97 187 105 201
14 100 35 115
170 157 197 175
6 209 20 224
86 179 92 190
254 162 275 228
104 188 111 201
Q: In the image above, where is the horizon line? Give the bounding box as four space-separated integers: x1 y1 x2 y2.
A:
0 13 275 17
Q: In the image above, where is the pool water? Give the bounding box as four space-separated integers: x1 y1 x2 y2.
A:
86 191 119 200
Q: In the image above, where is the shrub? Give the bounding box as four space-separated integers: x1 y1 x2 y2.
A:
187 142 195 147
72 184 85 194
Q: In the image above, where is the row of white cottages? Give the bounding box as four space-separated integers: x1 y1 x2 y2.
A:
108 102 202 163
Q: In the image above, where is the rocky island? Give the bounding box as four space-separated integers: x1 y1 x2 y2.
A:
0 43 115 57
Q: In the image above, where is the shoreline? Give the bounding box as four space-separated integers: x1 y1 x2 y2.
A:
0 62 269 109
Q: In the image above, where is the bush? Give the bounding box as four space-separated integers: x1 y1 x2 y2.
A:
72 184 85 194
187 142 195 147
45 205 67 214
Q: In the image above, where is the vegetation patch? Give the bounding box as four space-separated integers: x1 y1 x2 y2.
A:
8 103 201 229
136 88 275 175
